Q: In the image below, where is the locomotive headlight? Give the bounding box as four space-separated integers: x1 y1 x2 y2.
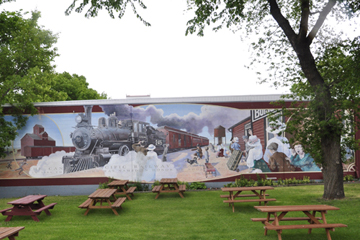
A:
75 115 83 123
72 128 92 151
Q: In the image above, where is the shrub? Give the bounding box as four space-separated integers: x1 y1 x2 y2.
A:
189 182 207 190
344 175 354 181
98 177 115 189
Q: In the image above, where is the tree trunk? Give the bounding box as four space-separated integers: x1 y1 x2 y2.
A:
269 0 345 199
321 134 345 199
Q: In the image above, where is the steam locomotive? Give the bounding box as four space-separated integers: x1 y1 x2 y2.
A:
62 105 166 174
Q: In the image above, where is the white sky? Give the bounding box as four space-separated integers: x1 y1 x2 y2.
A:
2 0 291 99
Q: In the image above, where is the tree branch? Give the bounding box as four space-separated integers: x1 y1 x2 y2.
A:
299 0 310 41
267 0 297 47
308 0 337 44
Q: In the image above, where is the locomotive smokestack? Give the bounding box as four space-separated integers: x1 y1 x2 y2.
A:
84 105 93 125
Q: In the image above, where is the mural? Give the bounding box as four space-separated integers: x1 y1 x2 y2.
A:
0 104 329 182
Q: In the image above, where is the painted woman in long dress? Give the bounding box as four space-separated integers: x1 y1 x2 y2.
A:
246 135 271 172
263 120 291 163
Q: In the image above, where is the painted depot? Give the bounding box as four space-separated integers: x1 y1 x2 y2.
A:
0 94 358 188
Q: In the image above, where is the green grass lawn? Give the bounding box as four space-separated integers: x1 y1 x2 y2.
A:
0 183 359 240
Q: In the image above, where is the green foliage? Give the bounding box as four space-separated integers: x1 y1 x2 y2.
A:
188 182 206 190
65 0 150 26
128 182 150 192
224 175 273 187
0 10 61 158
275 37 360 164
0 10 108 158
52 72 107 100
151 180 160 189
226 175 314 187
344 175 354 181
151 180 192 190
98 177 116 189
277 176 313 186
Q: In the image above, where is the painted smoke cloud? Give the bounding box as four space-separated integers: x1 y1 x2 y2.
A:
100 104 249 135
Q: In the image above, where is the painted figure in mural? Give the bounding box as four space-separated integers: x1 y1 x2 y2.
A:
267 142 295 172
186 156 199 165
15 160 27 175
204 146 210 163
242 135 252 156
6 161 12 169
132 141 148 156
263 120 291 163
216 143 224 157
142 144 157 182
209 143 217 153
162 144 169 162
221 143 229 157
246 135 271 172
192 144 203 159
290 142 321 171
230 137 241 151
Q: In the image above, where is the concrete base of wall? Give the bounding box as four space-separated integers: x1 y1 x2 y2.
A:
0 182 231 199
0 185 99 198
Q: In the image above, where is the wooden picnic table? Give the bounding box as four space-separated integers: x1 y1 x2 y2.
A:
0 227 25 240
252 205 347 240
152 178 186 199
0 195 57 222
107 180 137 200
78 189 126 216
221 186 276 212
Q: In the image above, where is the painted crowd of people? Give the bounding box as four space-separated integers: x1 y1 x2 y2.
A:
228 120 321 173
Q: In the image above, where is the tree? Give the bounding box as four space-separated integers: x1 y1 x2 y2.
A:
65 0 360 199
184 0 360 200
0 10 64 157
0 10 107 157
52 72 107 100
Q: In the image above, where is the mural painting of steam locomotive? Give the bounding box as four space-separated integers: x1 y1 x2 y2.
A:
62 105 209 173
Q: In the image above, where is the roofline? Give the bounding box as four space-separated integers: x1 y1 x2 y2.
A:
2 94 292 107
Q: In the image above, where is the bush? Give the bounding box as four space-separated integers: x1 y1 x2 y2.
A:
98 177 115 189
344 175 354 181
189 182 207 190
128 181 150 191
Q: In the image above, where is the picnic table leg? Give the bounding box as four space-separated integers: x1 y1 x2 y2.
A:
107 199 119 216
84 199 94 216
30 214 40 222
320 211 332 240
308 210 317 234
122 186 132 200
264 213 271 236
273 213 282 240
5 215 13 222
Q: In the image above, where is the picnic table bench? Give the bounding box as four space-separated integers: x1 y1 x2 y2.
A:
0 227 25 240
79 189 126 216
252 205 347 240
152 178 186 199
107 180 137 200
0 195 57 222
221 186 276 212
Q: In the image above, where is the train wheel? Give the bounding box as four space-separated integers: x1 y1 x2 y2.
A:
119 145 130 156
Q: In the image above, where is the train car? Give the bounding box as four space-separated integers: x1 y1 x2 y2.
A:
157 126 209 150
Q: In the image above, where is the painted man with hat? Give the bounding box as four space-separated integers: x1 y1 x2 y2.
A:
267 142 295 172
